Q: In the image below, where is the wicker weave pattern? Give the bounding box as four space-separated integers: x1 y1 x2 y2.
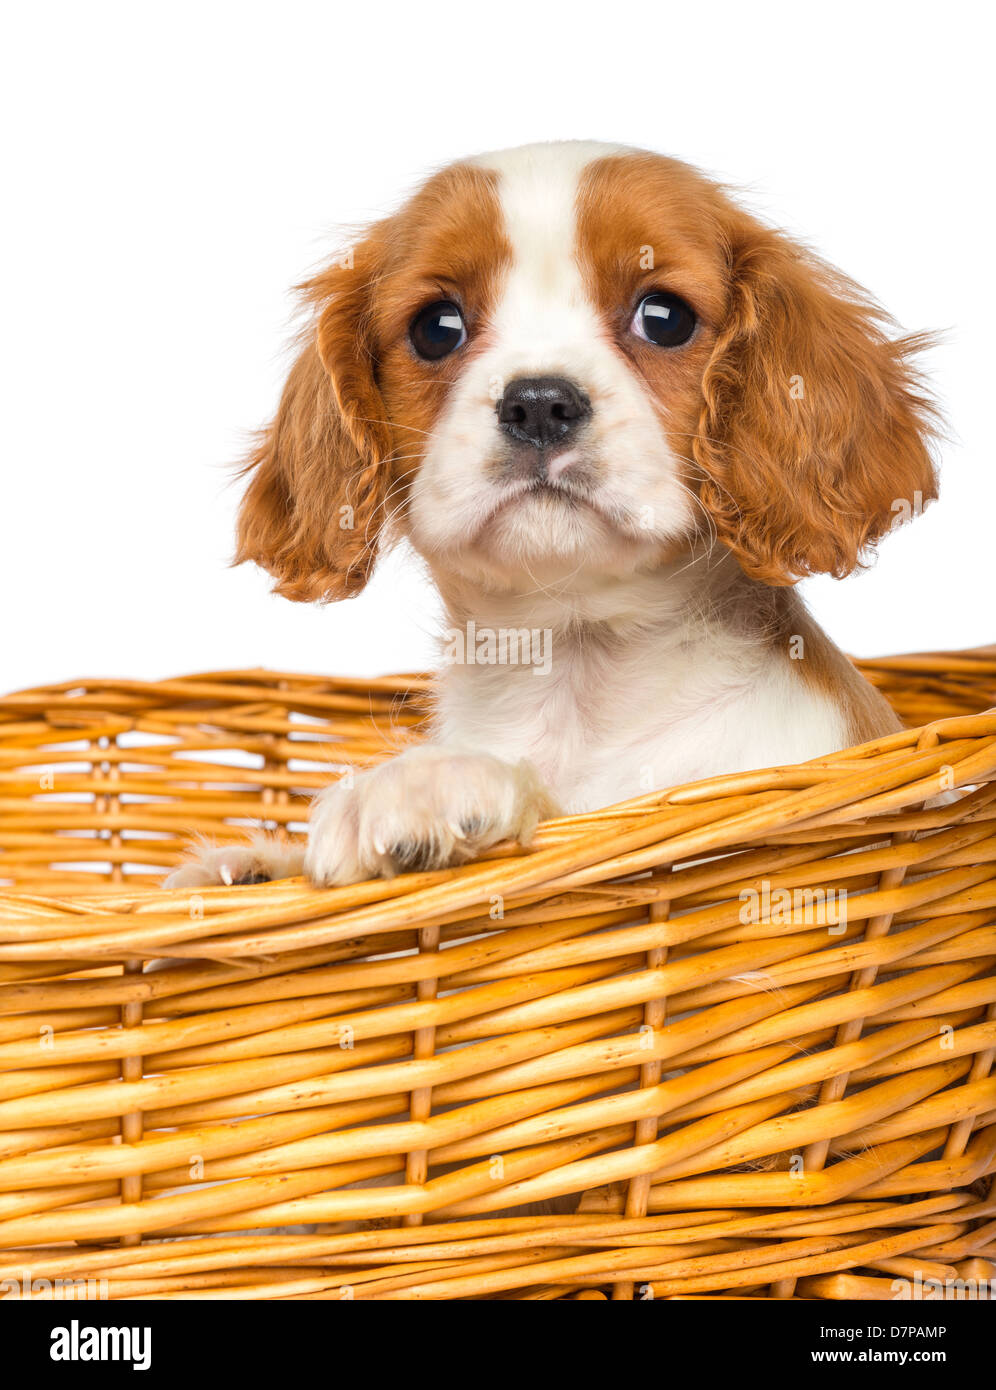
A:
0 649 994 1299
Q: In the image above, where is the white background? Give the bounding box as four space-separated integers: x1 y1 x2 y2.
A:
2 0 992 693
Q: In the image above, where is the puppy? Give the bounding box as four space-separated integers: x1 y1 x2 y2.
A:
168 140 937 892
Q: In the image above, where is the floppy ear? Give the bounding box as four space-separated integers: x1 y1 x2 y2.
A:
694 218 938 585
235 228 392 602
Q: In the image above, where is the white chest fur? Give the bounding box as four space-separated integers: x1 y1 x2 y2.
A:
431 563 849 813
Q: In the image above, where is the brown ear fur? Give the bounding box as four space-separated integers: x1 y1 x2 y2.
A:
235 228 392 603
695 217 939 584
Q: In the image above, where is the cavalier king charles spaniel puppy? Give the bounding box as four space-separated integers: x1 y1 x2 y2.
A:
168 140 937 891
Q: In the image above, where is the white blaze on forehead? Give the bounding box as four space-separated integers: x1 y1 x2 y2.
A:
469 141 628 376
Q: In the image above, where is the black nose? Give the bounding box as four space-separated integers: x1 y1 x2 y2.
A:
497 376 592 448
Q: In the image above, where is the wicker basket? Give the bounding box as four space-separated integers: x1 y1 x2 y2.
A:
1 649 995 1301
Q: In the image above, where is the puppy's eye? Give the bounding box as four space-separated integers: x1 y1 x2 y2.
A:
632 292 696 347
409 300 467 360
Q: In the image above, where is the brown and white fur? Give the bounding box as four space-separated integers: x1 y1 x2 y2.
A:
167 141 937 892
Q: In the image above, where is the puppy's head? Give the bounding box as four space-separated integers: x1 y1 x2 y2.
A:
237 141 937 600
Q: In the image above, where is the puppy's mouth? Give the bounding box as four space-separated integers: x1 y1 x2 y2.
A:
469 471 639 550
482 476 597 523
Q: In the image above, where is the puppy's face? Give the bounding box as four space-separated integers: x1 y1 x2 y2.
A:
237 142 937 603
386 145 725 586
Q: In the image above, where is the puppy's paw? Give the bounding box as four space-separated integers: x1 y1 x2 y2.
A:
304 745 558 887
164 834 304 889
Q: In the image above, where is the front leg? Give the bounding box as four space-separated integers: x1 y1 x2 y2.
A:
305 744 559 886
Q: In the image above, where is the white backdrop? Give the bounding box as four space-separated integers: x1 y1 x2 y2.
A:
2 0 991 693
